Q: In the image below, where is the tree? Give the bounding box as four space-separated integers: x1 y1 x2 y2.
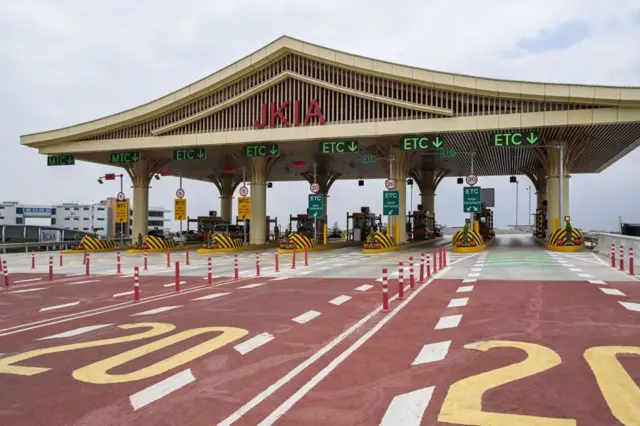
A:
330 222 342 238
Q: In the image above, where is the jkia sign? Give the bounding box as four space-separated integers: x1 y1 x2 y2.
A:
254 99 326 129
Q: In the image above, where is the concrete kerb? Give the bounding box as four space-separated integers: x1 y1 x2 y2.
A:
362 238 444 254
277 241 360 254
452 237 494 253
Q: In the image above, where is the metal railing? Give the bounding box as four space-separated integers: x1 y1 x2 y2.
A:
0 239 133 254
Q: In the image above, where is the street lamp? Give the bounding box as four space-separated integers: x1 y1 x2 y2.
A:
97 173 125 246
510 176 519 227
526 186 532 226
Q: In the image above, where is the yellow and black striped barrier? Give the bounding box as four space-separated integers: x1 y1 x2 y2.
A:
212 234 243 249
143 235 177 250
63 236 119 253
547 226 585 252
452 229 487 253
366 232 394 249
289 233 316 249
362 232 437 253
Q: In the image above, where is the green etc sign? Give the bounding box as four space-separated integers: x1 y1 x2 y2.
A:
402 135 444 151
319 140 359 154
244 144 279 157
173 148 206 161
308 194 324 218
47 155 75 166
492 130 540 147
383 190 399 216
463 186 482 213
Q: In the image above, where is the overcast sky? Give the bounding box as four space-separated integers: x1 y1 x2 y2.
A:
2 0 640 233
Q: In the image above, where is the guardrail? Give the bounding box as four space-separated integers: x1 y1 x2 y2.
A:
0 239 132 254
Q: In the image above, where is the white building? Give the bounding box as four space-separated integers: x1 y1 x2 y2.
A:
52 201 111 236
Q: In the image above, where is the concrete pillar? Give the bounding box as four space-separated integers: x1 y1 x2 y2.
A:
535 167 546 209
129 159 153 241
419 170 436 214
249 157 267 245
211 175 242 223
220 195 233 222
390 148 408 244
545 145 570 238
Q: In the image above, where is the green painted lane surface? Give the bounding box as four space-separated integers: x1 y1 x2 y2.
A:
483 251 561 267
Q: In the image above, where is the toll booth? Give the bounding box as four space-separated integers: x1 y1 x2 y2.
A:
407 205 435 240
535 201 548 238
473 204 495 240
289 214 326 240
346 207 382 242
235 216 278 242
187 216 229 241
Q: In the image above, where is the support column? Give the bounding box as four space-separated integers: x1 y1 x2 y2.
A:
125 158 167 241
390 148 408 244
545 144 570 239
409 169 449 215
210 175 242 222
534 167 546 209
248 157 267 245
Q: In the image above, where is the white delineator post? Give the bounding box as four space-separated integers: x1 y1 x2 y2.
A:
134 266 140 302
611 243 616 268
207 257 213 285
620 244 625 271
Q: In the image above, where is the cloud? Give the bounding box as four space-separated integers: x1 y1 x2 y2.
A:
1 0 639 235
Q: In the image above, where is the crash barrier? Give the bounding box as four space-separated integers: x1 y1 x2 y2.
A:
452 229 484 248
79 236 115 251
142 235 177 250
279 233 316 249
365 232 394 249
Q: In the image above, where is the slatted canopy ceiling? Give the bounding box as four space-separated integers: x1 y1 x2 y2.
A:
20 35 640 183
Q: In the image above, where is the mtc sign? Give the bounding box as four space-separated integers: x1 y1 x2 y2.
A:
402 135 444 151
493 131 540 147
319 140 359 154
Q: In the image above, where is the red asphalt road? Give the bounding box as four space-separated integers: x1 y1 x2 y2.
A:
0 275 395 426
270 279 640 426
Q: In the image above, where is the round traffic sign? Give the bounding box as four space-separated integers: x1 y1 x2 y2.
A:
239 186 249 197
465 174 479 186
385 179 396 190
310 182 320 194
116 192 125 201
176 188 185 199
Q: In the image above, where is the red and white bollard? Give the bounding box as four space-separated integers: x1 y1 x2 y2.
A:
144 250 148 271
167 249 171 268
59 249 63 267
83 248 87 265
420 253 425 283
427 253 431 278
433 248 438 273
292 247 297 270
304 247 309 267
629 247 635 276
85 252 90 276
207 257 213 285
186 248 190 266
381 268 390 313
3 259 9 288
256 253 261 277
116 252 122 274
409 256 415 290
175 262 181 292
234 254 239 280
48 256 53 281
134 266 140 302
275 250 280 272
611 243 616 268
398 261 405 300
31 250 35 270
620 244 625 272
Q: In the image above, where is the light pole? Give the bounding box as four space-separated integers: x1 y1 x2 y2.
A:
527 186 532 226
98 173 124 247
515 178 519 227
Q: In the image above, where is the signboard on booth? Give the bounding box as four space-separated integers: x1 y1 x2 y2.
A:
463 187 482 213
115 201 129 223
238 197 251 220
308 194 323 218
383 191 399 216
174 199 187 220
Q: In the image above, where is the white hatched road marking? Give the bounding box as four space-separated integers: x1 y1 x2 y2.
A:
457 286 474 293
66 280 100 286
600 288 626 296
447 297 469 308
329 295 351 306
238 283 266 289
39 301 80 312
411 341 451 366
234 332 275 355
435 314 462 330
38 324 113 340
619 301 640 312
462 278 477 283
163 281 186 288
292 310 321 324
192 292 231 301
588 280 607 285
379 386 435 426
578 273 594 278
129 369 195 411
131 306 182 316
355 284 374 291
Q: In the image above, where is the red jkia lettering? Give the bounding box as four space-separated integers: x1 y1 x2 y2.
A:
254 99 326 128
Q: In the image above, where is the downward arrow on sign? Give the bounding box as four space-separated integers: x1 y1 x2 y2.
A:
527 132 538 144
432 137 443 148
348 142 358 152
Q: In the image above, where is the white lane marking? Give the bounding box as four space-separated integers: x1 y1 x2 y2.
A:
113 291 135 298
119 274 135 278
202 276 221 280
238 283 266 289
296 271 312 276
619 301 640 312
14 278 43 284
375 278 383 282
435 314 462 330
599 288 626 296
329 295 352 306
38 324 113 340
588 280 607 285
462 278 477 283
471 268 482 272
562 264 575 267
39 301 80 312
7 287 48 294
270 277 288 281
569 268 583 272
457 286 474 293
65 273 85 277
379 386 435 426
192 292 231 301
317 266 331 270
234 332 275 355
163 281 186 288
131 306 182 316
411 341 451 366
129 368 195 411
355 284 374 292
292 310 321 324
578 273 595 278
467 273 480 278
447 297 469 308
239 269 253 275
67 280 100 286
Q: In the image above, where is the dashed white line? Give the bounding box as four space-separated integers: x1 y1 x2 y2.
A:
355 284 374 291
467 273 480 278
379 386 435 426
599 288 626 297
39 301 80 312
462 278 477 283
329 295 352 306
562 264 575 267
619 301 640 312
588 280 607 285
447 297 469 308
270 277 288 281
569 268 583 272
131 306 182 316
67 280 100 286
13 278 43 284
234 332 275 355
238 283 266 289
457 286 474 293
129 368 195 411
192 292 231 301
296 271 312 276
7 287 48 294
38 324 112 340
411 341 451 366
113 291 135 298
163 281 186 288
292 310 321 324
577 273 595 278
471 268 482 272
435 314 462 330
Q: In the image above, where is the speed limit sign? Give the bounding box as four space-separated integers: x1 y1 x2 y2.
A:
176 188 185 199
239 186 249 197
385 179 396 190
310 182 320 194
116 192 126 201
465 174 479 186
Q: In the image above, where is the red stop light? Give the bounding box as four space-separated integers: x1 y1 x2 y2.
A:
159 169 173 176
223 165 237 174
291 161 306 169
104 173 116 180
